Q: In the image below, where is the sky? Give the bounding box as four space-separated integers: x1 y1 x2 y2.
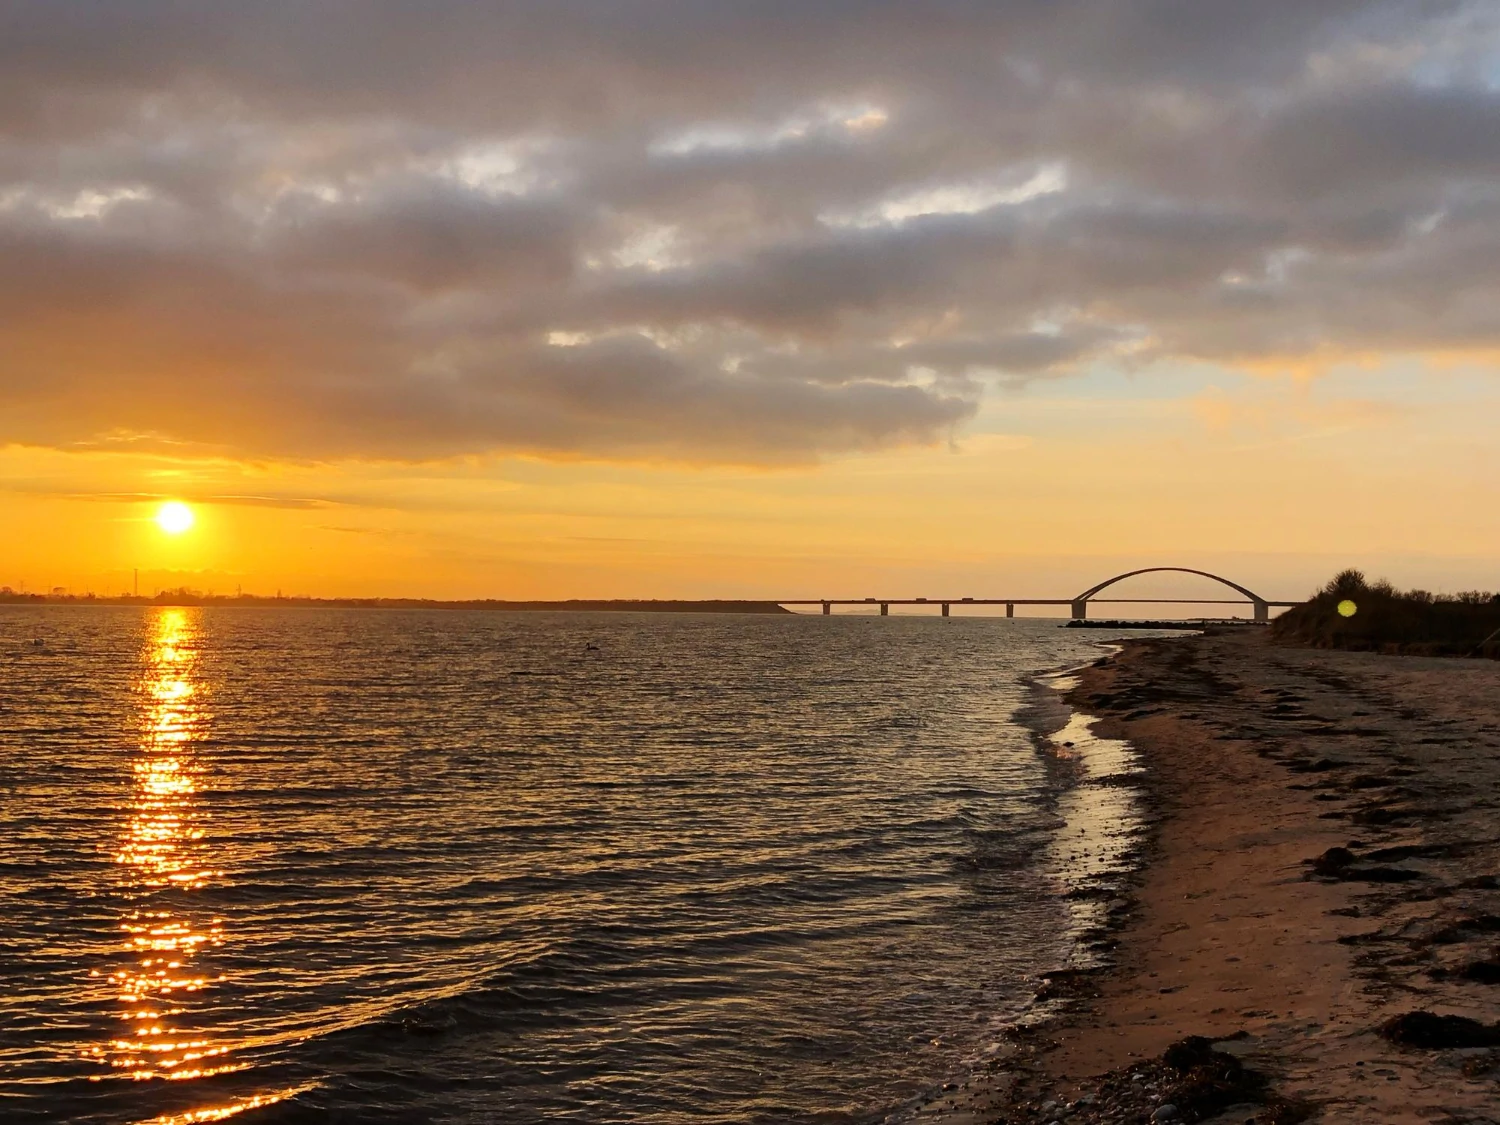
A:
2 1 1499 604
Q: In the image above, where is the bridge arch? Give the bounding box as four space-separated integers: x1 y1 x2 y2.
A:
1070 567 1270 622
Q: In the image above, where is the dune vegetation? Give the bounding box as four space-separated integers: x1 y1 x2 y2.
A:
1272 570 1500 659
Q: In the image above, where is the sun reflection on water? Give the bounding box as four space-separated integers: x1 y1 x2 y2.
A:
93 609 235 1083
136 1084 316 1124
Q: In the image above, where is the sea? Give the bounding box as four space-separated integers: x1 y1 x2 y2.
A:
0 607 1156 1125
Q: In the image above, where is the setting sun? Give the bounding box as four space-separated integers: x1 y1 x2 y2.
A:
156 501 195 536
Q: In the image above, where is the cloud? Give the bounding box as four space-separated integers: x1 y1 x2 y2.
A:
1 1 1497 463
0 478 341 510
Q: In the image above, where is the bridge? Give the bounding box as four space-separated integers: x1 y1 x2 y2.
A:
778 567 1299 623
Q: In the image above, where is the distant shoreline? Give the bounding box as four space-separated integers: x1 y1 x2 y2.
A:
0 594 793 614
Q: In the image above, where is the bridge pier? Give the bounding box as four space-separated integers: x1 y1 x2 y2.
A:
1071 600 1088 620
941 602 950 617
1253 599 1269 623
880 602 889 616
1006 602 1014 618
822 601 831 615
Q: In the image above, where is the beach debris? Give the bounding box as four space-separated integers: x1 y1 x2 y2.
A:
1378 1011 1500 1049
1309 846 1357 876
1364 842 1463 862
1456 959 1500 984
1460 1052 1499 1079
1304 846 1420 883
1152 1036 1310 1122
992 1035 1311 1125
1350 803 1413 826
1429 914 1500 944
1286 757 1347 773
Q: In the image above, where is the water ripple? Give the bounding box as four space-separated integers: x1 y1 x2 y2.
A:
1 608 1144 1124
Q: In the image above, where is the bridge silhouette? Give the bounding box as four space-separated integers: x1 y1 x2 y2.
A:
779 567 1298 622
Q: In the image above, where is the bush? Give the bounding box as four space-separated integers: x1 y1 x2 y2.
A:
1273 572 1500 659
1324 568 1367 597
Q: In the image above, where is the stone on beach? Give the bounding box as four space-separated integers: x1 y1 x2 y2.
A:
1378 1011 1500 1049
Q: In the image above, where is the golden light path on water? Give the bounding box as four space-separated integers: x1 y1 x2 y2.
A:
89 609 230 1087
91 609 306 1123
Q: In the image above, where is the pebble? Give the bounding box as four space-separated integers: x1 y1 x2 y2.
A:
1151 1105 1179 1122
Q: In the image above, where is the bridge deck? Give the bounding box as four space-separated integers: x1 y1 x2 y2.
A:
776 598 1300 606
781 568 1298 620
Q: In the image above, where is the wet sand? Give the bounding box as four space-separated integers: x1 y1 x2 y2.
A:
913 629 1500 1124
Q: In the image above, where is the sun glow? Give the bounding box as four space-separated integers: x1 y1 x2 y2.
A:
156 502 195 535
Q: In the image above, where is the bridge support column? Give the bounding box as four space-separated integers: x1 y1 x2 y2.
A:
822 601 831 615
880 602 889 616
1071 600 1088 620
1253 599 1269 624
1005 602 1014 618
941 602 950 617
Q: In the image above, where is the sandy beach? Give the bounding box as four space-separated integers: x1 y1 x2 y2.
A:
914 629 1500 1124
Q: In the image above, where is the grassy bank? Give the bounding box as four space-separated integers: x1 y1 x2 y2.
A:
1272 570 1500 658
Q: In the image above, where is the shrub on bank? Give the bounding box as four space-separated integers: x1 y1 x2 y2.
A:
1271 569 1500 658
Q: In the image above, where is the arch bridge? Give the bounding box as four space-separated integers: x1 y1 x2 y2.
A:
779 567 1298 621
1068 567 1277 623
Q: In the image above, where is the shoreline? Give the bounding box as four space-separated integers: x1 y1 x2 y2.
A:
1022 659 1155 977
912 629 1500 1123
892 644 1158 1124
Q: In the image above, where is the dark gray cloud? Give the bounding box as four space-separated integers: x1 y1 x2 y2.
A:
1252 84 1500 200
1 0 1496 462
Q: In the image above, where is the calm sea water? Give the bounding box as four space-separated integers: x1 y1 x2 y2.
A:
0 607 1150 1125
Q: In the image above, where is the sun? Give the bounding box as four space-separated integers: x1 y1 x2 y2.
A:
156 501 196 535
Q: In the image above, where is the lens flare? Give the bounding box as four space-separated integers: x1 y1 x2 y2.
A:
156 502 195 535
1337 599 1357 617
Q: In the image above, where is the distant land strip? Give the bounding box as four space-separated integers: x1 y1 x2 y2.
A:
0 592 793 614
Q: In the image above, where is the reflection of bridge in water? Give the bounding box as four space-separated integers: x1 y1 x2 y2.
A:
780 567 1299 623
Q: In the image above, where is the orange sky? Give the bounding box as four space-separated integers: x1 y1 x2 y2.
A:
6 356 1497 604
4 4 1499 605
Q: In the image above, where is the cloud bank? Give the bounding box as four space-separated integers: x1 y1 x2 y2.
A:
2 1 1498 462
